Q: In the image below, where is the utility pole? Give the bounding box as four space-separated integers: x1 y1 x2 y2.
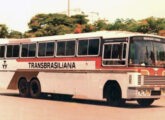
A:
68 0 70 16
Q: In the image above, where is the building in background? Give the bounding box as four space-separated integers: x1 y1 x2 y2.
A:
59 8 100 24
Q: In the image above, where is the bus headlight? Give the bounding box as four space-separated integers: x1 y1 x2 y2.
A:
161 89 165 96
146 89 151 96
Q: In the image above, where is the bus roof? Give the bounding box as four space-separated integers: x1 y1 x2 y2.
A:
30 31 165 41
0 31 164 44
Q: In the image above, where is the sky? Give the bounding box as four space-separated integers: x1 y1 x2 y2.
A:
0 0 164 32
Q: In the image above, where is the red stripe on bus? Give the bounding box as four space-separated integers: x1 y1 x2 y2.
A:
16 57 101 62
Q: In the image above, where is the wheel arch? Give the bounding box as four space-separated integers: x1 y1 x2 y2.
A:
103 80 122 98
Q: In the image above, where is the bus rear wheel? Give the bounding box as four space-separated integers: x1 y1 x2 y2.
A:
18 78 29 97
106 83 125 106
29 79 41 98
137 99 155 107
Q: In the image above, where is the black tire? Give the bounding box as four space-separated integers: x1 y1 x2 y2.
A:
106 83 125 106
18 78 29 97
29 79 41 98
137 99 155 107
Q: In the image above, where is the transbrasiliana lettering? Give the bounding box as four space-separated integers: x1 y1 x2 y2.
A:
28 62 76 69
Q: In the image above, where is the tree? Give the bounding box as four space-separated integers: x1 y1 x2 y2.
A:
54 25 72 35
74 24 82 33
110 19 125 30
122 19 138 32
136 17 165 34
131 19 150 34
158 30 165 36
71 14 89 25
93 20 108 30
26 13 91 37
8 30 23 38
25 13 165 37
0 24 8 38
82 24 95 33
156 18 165 31
71 14 90 33
26 13 79 37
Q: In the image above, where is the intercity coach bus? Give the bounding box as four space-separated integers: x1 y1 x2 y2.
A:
0 31 165 106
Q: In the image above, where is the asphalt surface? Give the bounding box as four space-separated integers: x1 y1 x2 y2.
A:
0 89 165 120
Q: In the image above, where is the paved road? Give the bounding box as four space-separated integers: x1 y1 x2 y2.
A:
0 89 165 120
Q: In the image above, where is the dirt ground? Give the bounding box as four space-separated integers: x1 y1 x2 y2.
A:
0 89 165 120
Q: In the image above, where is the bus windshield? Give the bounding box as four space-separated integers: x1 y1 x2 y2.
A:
129 37 165 68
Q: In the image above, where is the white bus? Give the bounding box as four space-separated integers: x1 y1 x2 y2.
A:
0 31 165 106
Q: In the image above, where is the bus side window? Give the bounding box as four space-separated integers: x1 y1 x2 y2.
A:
103 44 112 59
57 40 75 56
7 45 12 57
123 44 127 59
28 44 36 57
0 46 5 58
112 44 121 59
103 44 122 59
13 45 19 57
21 43 36 58
22 44 28 57
66 41 75 56
38 43 46 56
78 38 100 56
78 40 88 55
38 42 55 57
57 41 65 56
88 39 99 55
103 43 126 66
7 45 20 58
46 42 54 56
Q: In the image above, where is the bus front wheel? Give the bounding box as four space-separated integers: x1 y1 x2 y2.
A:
18 78 29 97
29 79 41 98
137 99 155 107
106 83 125 106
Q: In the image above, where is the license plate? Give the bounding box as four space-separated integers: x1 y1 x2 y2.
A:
154 87 160 91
